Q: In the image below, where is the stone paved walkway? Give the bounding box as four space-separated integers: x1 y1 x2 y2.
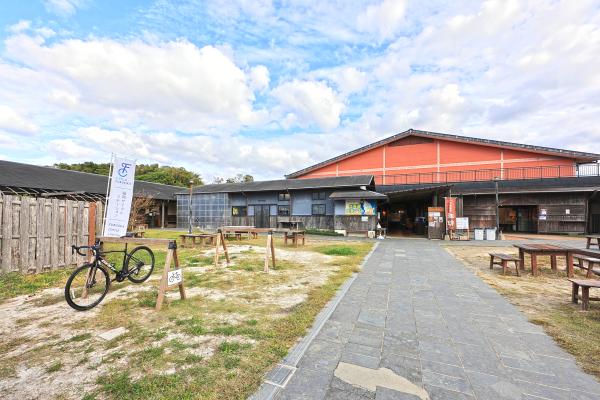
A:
268 239 600 400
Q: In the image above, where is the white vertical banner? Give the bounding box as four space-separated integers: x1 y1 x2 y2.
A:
103 157 136 237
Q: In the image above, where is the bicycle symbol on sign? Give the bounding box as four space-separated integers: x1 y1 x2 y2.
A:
168 269 182 285
118 162 132 177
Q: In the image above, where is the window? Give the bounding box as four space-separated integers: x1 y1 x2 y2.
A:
312 192 326 200
312 204 326 215
232 206 247 217
278 205 290 216
278 192 290 201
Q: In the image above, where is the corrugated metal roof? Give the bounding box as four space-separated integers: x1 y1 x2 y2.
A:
286 128 600 178
0 159 183 200
182 175 375 194
329 190 387 199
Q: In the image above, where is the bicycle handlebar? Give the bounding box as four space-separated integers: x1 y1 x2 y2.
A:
71 243 100 257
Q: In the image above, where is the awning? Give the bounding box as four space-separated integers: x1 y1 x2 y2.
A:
382 184 452 201
329 190 387 200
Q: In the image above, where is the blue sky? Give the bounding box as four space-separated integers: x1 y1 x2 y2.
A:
0 0 599 181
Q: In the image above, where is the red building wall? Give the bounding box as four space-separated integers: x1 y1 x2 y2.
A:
298 137 576 185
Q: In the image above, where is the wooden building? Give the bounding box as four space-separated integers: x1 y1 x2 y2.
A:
175 176 386 232
0 160 182 228
287 129 600 235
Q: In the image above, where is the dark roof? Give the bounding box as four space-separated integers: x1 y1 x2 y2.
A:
0 159 183 200
376 176 600 196
329 190 387 200
286 128 600 178
182 175 375 194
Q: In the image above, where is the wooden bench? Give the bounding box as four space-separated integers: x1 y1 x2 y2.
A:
586 235 600 250
489 253 520 276
179 233 216 247
569 279 600 310
573 254 600 278
284 230 305 247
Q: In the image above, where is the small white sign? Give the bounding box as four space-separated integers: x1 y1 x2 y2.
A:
539 215 547 220
565 209 570 215
456 217 469 230
167 269 183 286
361 216 368 222
540 209 547 215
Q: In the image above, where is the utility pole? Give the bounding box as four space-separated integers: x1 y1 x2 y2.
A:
494 177 500 239
188 179 194 234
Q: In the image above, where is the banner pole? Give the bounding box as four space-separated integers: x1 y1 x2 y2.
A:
101 153 114 236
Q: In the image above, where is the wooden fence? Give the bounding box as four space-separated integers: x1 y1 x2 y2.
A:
0 195 103 274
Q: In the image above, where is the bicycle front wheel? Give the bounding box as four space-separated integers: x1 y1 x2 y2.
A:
65 263 110 311
125 246 155 283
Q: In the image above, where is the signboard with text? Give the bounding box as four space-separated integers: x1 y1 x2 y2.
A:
345 200 376 216
103 157 136 237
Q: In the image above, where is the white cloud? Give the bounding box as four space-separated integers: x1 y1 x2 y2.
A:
44 0 86 17
0 106 39 135
356 0 407 40
249 65 270 92
271 80 345 131
2 33 267 132
329 67 368 96
8 20 31 33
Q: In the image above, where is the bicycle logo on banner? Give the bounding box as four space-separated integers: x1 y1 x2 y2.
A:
118 162 132 177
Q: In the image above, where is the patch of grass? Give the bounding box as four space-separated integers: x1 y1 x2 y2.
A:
137 346 164 362
46 361 63 373
305 229 344 236
314 245 358 256
0 270 71 301
0 364 16 379
136 290 158 308
176 317 206 336
217 340 248 354
70 333 92 342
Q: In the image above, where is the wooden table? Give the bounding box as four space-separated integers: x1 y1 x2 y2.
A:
221 226 272 240
514 243 576 277
179 233 216 247
569 279 600 310
585 235 600 250
283 230 306 247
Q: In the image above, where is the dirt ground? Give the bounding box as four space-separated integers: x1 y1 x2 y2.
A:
0 241 365 400
444 245 600 379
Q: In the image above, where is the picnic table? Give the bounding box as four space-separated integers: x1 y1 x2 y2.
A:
179 233 216 247
221 226 272 240
514 243 576 277
283 230 306 247
569 279 600 310
585 235 600 250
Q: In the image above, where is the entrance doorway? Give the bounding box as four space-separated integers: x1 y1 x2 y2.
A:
380 186 450 237
499 206 537 233
253 205 272 228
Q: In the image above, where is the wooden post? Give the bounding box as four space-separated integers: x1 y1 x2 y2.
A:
264 230 276 272
155 240 185 311
214 229 230 268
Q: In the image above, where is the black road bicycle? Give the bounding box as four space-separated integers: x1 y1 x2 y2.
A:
65 240 155 311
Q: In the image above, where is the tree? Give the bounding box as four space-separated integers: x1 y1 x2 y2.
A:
54 162 202 187
221 174 254 183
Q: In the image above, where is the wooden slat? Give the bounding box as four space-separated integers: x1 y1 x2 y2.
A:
1 195 12 273
65 200 73 265
98 236 174 245
19 196 30 272
51 199 59 269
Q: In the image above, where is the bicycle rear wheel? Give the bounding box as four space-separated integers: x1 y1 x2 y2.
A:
125 246 155 283
65 263 110 311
